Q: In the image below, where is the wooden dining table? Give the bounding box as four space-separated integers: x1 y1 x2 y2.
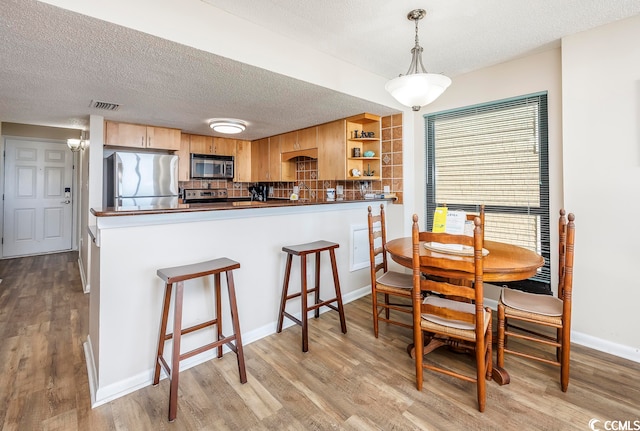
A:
385 237 544 283
384 236 545 385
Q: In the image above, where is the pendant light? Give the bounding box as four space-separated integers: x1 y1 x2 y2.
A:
385 9 451 111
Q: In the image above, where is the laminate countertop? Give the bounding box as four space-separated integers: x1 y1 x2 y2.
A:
91 197 394 217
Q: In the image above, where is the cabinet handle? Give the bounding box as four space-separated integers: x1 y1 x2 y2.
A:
141 136 145 147
147 137 151 147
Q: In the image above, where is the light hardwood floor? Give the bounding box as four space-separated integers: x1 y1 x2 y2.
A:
0 251 638 430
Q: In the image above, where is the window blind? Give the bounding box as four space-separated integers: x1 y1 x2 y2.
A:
425 93 550 284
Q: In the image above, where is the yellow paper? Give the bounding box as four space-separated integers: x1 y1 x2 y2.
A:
432 207 447 232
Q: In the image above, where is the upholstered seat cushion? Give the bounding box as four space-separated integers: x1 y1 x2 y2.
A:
420 296 491 341
377 270 412 289
501 287 563 317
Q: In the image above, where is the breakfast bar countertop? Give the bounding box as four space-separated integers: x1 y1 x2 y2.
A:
91 197 393 217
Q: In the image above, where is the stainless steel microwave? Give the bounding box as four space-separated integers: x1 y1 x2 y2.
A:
190 153 234 179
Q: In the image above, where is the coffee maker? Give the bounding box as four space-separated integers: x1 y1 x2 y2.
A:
248 184 268 201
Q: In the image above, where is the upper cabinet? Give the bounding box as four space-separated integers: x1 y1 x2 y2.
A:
251 137 280 182
345 113 381 181
105 121 180 151
278 128 317 153
234 140 252 182
317 120 346 181
178 133 191 182
189 134 214 154
189 135 236 156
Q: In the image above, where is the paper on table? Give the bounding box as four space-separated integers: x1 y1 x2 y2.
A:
444 210 466 235
432 207 447 232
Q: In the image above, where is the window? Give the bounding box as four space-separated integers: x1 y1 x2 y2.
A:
425 93 550 286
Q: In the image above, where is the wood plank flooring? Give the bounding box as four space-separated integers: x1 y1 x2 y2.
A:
1 251 638 430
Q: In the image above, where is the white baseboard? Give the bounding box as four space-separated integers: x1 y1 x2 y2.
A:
77 255 89 294
83 337 98 407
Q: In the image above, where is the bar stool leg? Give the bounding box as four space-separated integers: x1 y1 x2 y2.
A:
214 273 223 358
153 283 173 385
226 270 247 383
277 254 293 333
301 253 309 352
329 248 347 334
313 252 321 319
168 281 184 422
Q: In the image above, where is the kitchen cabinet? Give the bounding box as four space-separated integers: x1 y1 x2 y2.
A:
178 133 191 181
189 135 236 156
345 113 381 181
189 134 214 154
213 137 236 156
279 127 317 153
317 119 346 180
105 121 180 151
298 126 317 150
278 132 297 153
251 137 280 182
234 140 252 182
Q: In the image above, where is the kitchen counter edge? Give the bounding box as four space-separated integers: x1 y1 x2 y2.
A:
90 197 395 217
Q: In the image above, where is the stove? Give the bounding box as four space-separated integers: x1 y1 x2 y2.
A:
182 188 228 203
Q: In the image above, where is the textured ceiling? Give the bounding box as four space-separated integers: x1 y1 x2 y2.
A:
1 0 639 140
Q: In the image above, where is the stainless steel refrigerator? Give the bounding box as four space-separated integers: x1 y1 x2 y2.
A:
104 152 179 208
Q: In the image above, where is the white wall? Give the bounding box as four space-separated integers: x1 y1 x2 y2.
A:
561 14 640 356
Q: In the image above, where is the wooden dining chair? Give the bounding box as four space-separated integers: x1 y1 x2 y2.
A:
367 204 413 337
411 214 492 412
497 209 576 391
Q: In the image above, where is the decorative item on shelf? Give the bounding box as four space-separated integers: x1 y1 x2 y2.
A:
363 150 375 157
385 9 452 111
353 130 375 139
352 147 361 157
363 164 375 177
351 168 361 177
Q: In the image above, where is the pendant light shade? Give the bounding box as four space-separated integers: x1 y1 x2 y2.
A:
386 9 451 111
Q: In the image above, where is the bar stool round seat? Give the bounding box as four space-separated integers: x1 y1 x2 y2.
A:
153 257 247 422
277 240 347 352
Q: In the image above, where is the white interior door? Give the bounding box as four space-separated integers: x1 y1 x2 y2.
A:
3 138 73 257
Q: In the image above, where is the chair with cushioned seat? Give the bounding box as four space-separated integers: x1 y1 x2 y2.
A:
497 209 576 391
367 204 413 337
411 214 492 412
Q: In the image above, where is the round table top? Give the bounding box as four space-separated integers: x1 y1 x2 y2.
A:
385 237 545 283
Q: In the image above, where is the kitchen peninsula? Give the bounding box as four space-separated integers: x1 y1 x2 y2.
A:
86 197 401 407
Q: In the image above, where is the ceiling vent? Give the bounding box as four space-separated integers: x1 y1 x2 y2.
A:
89 100 121 111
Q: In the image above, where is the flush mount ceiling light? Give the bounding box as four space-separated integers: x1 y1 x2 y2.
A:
67 130 87 152
385 9 452 111
209 119 247 134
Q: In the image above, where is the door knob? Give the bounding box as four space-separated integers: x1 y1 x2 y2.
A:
61 200 71 204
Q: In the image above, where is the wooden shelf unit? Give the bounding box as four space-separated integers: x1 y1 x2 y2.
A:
345 113 381 181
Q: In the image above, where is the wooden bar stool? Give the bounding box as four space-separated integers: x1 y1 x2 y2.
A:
153 257 247 422
277 240 347 352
